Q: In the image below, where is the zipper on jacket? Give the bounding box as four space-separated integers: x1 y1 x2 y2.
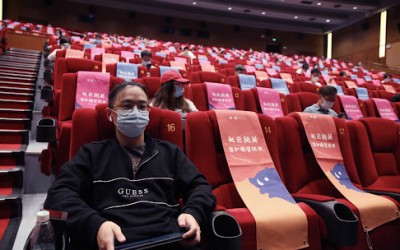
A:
133 150 158 179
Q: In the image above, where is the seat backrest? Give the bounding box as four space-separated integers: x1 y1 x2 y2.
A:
286 92 341 114
241 89 288 115
58 73 125 122
190 71 226 84
189 83 243 111
70 105 183 158
54 58 102 91
149 67 189 78
105 63 147 78
185 110 283 208
299 82 320 94
275 114 363 196
348 118 400 188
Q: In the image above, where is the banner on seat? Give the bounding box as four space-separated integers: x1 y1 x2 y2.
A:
298 113 399 231
116 62 138 81
65 49 84 59
345 81 357 89
103 53 120 65
372 98 399 121
338 95 363 120
90 48 105 60
170 61 186 71
160 66 179 76
271 78 290 95
200 64 216 72
266 68 278 76
205 82 235 110
382 84 396 94
238 74 256 90
355 87 369 100
244 65 255 73
256 88 284 119
75 72 110 109
333 85 344 96
279 73 294 84
120 51 135 61
322 75 336 85
254 70 269 81
215 110 309 250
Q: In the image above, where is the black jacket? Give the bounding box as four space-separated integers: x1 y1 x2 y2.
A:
44 134 216 249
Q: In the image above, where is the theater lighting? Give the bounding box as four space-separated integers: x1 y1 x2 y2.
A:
379 10 387 58
327 32 332 59
272 37 277 42
228 7 232 10
294 16 298 19
262 12 266 15
0 0 3 20
326 19 330 23
353 6 357 10
192 2 196 5
317 2 321 6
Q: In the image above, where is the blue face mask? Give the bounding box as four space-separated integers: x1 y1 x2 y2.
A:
116 108 149 138
174 85 184 98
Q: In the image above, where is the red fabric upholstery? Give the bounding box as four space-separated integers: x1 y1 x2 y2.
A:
149 67 189 79
241 88 288 115
299 82 320 94
134 77 161 99
70 105 183 158
190 72 226 84
185 110 321 250
105 63 147 78
275 113 400 249
336 98 368 118
129 58 161 67
58 73 124 122
286 92 341 114
188 83 243 111
348 118 400 190
218 68 235 76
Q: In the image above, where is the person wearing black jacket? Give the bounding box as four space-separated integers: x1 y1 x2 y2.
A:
44 82 216 250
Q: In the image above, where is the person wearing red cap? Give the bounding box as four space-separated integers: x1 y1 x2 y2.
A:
151 70 198 119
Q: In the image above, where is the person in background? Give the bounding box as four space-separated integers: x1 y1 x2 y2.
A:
44 81 215 250
47 35 71 62
308 68 322 87
296 62 309 75
180 46 196 61
391 93 400 102
151 70 198 119
339 71 347 77
382 73 392 84
140 50 153 68
94 33 102 45
304 85 338 117
234 64 246 75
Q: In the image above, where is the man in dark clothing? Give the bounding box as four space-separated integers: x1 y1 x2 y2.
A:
44 82 216 250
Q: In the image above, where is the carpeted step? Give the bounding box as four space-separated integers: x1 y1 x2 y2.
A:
0 99 33 109
0 80 35 89
0 198 22 250
0 91 34 101
0 86 34 94
0 108 32 119
0 169 23 198
0 129 29 148
0 117 31 130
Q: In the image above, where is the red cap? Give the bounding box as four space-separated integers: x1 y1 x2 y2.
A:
161 70 190 85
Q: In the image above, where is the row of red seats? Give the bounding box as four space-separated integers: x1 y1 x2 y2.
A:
67 105 400 250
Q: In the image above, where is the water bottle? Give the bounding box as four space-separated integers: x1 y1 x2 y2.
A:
30 210 55 250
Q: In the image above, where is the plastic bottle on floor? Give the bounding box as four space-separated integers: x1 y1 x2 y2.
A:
30 210 55 250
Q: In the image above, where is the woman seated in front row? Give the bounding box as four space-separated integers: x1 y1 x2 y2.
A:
151 70 198 118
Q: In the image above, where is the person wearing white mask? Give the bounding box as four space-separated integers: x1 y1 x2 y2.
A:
308 68 322 87
304 85 338 117
46 35 71 62
44 82 215 250
151 70 198 119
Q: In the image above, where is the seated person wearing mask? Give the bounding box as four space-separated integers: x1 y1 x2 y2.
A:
151 70 198 119
308 68 322 87
47 35 71 62
234 64 246 75
304 85 338 117
179 47 196 61
94 33 103 45
44 81 215 250
296 62 309 75
382 73 392 84
140 50 153 69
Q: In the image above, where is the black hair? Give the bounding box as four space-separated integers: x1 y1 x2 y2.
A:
311 68 321 75
384 73 391 79
302 63 309 70
59 35 70 45
339 71 346 77
183 46 189 51
319 85 337 96
108 82 149 108
141 50 152 58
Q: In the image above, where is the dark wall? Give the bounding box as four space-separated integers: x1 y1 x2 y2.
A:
4 0 324 56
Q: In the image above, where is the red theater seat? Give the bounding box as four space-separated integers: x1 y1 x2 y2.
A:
133 77 161 98
188 83 243 111
275 113 400 249
70 105 183 158
105 63 147 79
190 71 226 84
185 110 321 250
241 88 289 115
149 67 189 79
348 118 400 199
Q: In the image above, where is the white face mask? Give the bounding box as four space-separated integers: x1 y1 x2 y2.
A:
114 108 149 138
320 99 334 110
311 76 319 83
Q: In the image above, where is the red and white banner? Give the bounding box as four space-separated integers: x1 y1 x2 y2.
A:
256 88 284 119
216 110 309 250
65 49 84 59
373 98 399 121
75 72 110 109
338 95 363 120
205 82 235 110
299 113 399 231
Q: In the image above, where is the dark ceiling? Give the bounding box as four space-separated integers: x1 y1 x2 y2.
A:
69 0 399 34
